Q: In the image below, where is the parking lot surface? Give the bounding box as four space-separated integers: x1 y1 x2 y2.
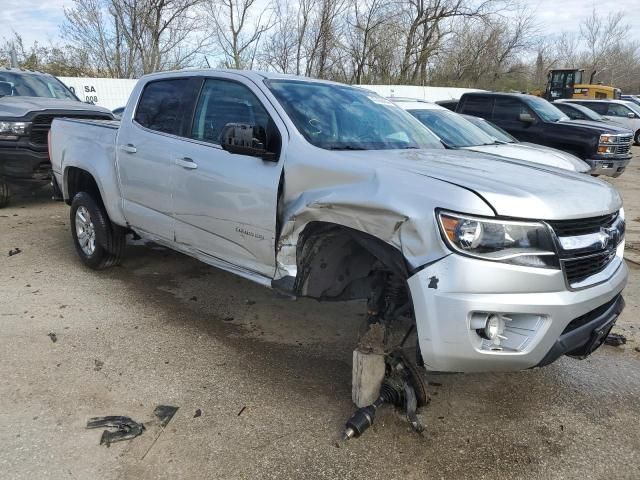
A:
2 151 640 480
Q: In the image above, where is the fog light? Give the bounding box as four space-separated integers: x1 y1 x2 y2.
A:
484 314 501 339
473 313 507 342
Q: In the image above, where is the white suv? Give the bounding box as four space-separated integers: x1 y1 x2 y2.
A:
557 99 640 145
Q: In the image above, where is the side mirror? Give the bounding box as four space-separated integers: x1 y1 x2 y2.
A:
628 112 636 119
220 123 277 161
0 81 13 96
519 112 536 124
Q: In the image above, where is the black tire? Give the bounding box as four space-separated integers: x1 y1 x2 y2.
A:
70 192 125 269
635 130 640 146
0 179 10 208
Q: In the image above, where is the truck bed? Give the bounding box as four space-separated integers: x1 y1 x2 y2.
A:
49 116 126 225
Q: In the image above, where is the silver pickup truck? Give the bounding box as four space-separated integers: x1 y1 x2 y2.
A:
50 70 627 373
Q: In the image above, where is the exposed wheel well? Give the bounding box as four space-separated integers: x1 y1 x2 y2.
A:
65 167 101 206
293 222 409 301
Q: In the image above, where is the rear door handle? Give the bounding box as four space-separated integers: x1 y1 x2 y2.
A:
121 144 137 154
176 157 198 170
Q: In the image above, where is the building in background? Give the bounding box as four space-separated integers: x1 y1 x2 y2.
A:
58 77 138 111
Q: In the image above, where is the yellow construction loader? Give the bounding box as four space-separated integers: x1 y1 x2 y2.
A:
544 69 621 101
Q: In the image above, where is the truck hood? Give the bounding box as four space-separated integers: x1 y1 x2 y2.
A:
556 118 632 134
0 96 112 118
357 149 621 220
463 143 591 173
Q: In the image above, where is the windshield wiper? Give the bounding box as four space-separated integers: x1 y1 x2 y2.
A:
326 144 368 150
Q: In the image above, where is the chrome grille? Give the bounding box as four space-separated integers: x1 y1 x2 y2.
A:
562 249 617 284
614 143 631 155
548 212 623 287
548 212 618 237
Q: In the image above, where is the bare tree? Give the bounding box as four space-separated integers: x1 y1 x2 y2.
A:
63 0 207 77
344 0 392 83
579 10 630 83
397 0 497 84
304 0 346 78
258 0 298 72
206 0 273 69
0 32 91 76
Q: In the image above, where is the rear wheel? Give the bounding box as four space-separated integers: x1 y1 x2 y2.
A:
70 192 125 269
635 130 640 146
0 179 10 208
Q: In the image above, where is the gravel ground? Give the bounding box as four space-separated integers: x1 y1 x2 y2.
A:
1 149 640 480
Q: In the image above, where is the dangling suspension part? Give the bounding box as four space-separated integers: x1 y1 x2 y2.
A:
343 352 427 441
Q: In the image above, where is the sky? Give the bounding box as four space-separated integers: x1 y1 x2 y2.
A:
2 0 639 50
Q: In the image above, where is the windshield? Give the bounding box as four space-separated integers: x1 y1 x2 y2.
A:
463 115 517 143
565 103 603 120
0 72 77 100
525 96 569 122
266 80 443 150
408 109 497 147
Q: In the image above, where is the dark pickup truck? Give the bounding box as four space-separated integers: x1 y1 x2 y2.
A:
456 92 633 177
0 68 113 207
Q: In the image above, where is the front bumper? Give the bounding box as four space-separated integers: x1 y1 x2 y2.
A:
585 157 631 177
0 146 51 186
408 253 628 372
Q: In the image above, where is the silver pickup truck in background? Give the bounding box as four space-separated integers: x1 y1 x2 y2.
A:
50 70 627 375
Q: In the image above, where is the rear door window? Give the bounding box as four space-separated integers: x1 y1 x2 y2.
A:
459 96 493 117
134 79 199 136
493 98 532 122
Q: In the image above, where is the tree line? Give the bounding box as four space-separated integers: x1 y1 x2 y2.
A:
1 0 639 93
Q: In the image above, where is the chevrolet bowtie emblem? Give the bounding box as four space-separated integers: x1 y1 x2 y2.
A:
599 227 618 249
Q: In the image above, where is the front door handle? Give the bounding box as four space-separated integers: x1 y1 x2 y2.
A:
176 157 198 170
121 144 137 154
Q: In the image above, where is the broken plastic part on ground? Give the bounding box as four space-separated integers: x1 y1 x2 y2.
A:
87 405 179 447
86 415 146 447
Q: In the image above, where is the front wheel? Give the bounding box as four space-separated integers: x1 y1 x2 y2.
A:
635 130 640 146
0 179 10 208
70 192 125 269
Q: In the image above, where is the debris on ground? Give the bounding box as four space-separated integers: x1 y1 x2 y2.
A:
153 405 179 426
193 409 202 418
223 316 234 322
47 332 57 343
605 333 627 347
244 299 256 306
237 406 246 417
189 296 197 302
8 247 21 256
634 346 640 353
94 359 104 371
87 416 146 447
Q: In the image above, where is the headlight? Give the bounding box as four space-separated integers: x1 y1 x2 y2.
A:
0 121 30 140
437 211 558 268
599 134 617 144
